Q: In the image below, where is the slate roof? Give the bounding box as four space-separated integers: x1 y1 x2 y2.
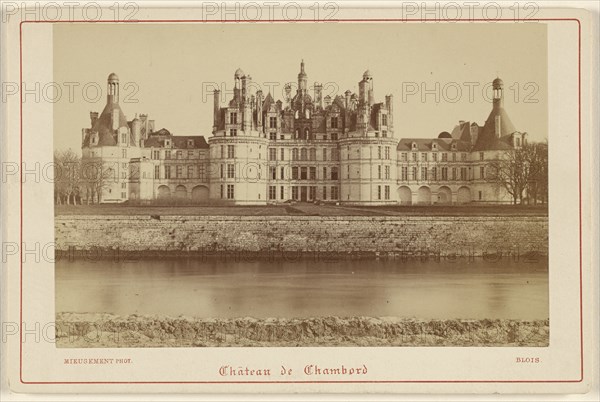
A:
143 131 208 149
472 106 517 151
82 100 130 147
397 138 472 152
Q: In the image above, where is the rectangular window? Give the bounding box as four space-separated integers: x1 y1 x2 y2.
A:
322 186 327 200
331 186 339 199
121 133 127 144
227 145 235 158
461 167 468 180
331 133 338 141
412 167 418 181
280 167 285 180
226 184 234 199
431 167 437 181
378 165 382 179
385 146 390 159
433 153 438 162
421 153 427 162
378 146 382 159
401 166 408 181
385 185 390 200
480 166 485 179
154 165 160 179
176 150 182 159
270 166 276 180
176 165 182 178
220 184 223 199
165 165 171 179
479 190 483 200
227 164 235 179
385 165 390 180
322 167 327 180
269 148 277 161
309 167 316 180
300 167 308 180
452 167 457 181
401 153 407 161
292 186 298 200
382 130 387 138
452 152 457 162
309 148 316 161
292 149 298 160
187 165 194 179
331 116 338 129
280 148 285 161
442 167 448 181
152 150 160 159
442 153 448 162
269 132 277 140
382 114 387 126
229 128 237 137
412 152 418 161
198 164 205 180
331 167 338 180
421 167 428 181
220 164 224 179
229 112 237 124
121 192 126 198
291 167 298 180
462 153 468 161
121 182 127 189
309 186 316 200
121 149 127 158
269 116 277 129
269 186 276 200
322 148 327 161
377 185 382 200
220 146 224 159
332 149 339 161
479 152 484 161
280 186 284 200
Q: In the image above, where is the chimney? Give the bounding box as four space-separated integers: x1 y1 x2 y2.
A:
90 111 99 127
385 94 393 128
314 83 322 109
112 108 119 131
324 95 332 107
213 89 220 132
284 84 292 109
345 90 351 109
256 90 263 129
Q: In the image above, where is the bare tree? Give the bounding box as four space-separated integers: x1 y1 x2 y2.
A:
54 149 81 205
486 147 529 205
81 159 116 204
524 142 548 205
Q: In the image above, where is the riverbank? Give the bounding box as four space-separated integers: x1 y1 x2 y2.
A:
55 215 549 257
55 313 549 347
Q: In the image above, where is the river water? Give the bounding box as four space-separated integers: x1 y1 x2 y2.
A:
55 257 548 320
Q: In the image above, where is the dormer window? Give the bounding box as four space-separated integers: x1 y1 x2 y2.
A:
187 139 194 148
229 112 237 125
165 139 171 147
412 142 417 150
451 143 457 151
432 143 438 150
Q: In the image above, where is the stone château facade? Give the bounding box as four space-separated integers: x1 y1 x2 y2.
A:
80 63 527 205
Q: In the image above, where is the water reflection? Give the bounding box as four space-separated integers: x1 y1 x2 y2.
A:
55 257 548 320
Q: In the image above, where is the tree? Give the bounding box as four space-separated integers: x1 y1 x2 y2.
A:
486 148 529 205
81 159 116 204
486 141 548 205
54 149 81 205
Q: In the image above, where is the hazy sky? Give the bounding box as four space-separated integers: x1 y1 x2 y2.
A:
54 22 547 152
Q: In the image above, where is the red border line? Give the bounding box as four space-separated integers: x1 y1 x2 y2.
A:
18 18 583 386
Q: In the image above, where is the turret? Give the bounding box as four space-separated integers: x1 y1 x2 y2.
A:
107 73 119 104
298 59 308 92
492 77 503 109
284 84 292 109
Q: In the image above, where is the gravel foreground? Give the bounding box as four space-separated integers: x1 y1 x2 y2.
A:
56 313 549 347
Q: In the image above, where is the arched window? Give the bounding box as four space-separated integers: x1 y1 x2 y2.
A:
304 128 309 140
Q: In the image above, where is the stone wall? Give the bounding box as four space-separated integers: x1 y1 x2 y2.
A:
54 215 548 258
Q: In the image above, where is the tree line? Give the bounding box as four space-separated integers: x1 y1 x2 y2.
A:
54 149 114 205
486 142 548 205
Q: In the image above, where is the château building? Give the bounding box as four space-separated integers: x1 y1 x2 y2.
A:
80 64 527 205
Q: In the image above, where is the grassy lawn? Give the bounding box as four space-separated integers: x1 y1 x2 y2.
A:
55 203 548 217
